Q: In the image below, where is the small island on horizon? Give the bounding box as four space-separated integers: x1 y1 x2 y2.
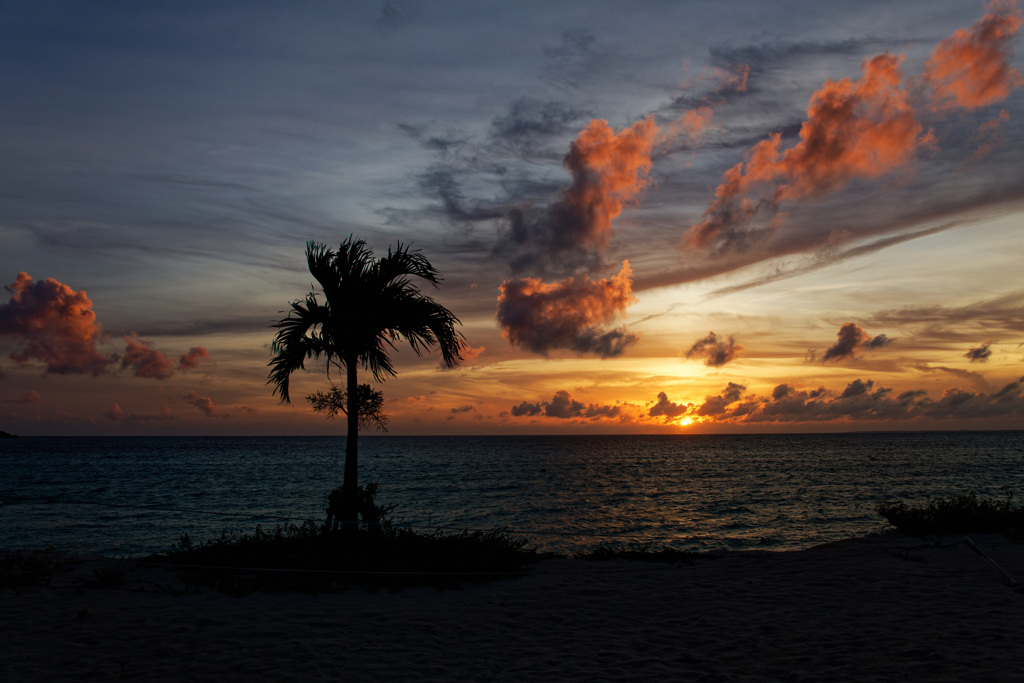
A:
0 430 19 438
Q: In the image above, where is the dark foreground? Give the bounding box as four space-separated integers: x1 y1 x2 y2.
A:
3 532 1023 682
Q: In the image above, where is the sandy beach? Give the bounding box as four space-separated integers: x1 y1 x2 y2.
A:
3 532 1023 682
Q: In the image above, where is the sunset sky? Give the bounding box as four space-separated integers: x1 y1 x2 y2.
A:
2 0 1023 436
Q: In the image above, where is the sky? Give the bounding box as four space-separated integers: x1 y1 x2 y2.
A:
2 0 1023 436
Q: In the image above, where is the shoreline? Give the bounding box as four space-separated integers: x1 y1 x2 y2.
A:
4 531 1023 681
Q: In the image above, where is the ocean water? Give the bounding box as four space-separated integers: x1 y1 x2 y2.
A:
1 432 1022 557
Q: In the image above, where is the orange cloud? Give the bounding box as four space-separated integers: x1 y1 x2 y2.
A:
562 116 659 251
0 272 114 375
496 261 638 357
925 1 1024 111
688 53 930 252
179 346 210 372
498 108 710 278
121 333 175 380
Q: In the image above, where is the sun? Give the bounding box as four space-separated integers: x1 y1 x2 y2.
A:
677 416 696 428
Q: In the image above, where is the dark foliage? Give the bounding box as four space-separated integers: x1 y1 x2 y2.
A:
151 487 535 593
876 492 1024 536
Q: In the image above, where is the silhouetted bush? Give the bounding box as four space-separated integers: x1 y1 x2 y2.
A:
876 492 1024 536
151 486 535 592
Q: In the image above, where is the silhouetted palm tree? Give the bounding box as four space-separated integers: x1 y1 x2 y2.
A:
268 236 465 528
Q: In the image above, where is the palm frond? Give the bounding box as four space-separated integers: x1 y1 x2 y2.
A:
267 294 332 402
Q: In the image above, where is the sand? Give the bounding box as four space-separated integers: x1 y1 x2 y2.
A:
3 532 1023 682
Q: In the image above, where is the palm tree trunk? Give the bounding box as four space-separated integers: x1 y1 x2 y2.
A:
342 351 359 533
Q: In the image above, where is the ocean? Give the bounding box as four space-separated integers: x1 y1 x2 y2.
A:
2 431 1022 557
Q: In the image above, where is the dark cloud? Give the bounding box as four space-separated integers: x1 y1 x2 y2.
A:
511 389 621 421
0 272 114 375
494 117 659 278
667 375 1024 425
450 404 474 414
510 400 542 417
496 262 638 358
649 391 688 419
490 98 586 157
821 323 893 363
414 165 506 224
694 382 747 417
708 37 885 72
121 333 175 380
965 340 994 362
685 331 743 367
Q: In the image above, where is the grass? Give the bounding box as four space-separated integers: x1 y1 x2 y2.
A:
150 520 537 593
876 492 1024 537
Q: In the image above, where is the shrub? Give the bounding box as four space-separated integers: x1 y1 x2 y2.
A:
876 492 1024 536
151 486 535 592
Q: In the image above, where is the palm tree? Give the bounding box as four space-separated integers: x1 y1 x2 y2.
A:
268 236 465 529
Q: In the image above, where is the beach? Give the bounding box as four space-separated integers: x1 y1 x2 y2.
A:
3 532 1023 682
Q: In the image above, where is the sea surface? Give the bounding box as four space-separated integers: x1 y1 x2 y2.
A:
2 432 1023 557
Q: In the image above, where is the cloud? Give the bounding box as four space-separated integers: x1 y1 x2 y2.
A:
687 53 929 254
821 323 893 362
3 390 41 404
510 400 543 417
970 109 1011 160
685 3 1023 257
666 375 1024 425
965 340 995 362
685 331 743 367
649 391 689 419
510 389 622 420
0 272 114 375
695 382 748 416
496 261 639 358
495 117 660 277
179 346 210 372
489 97 586 156
450 404 474 414
184 390 225 418
121 333 175 380
924 2 1024 111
